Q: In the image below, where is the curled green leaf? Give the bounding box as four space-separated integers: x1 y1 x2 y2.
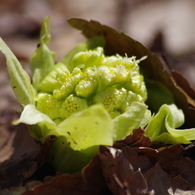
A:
145 104 195 144
113 101 150 140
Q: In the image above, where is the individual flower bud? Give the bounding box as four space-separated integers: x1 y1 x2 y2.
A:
59 94 88 118
75 78 98 98
69 47 104 71
36 93 61 120
53 69 83 100
92 87 127 117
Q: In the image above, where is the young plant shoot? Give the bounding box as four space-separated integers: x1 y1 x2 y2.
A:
1 17 195 173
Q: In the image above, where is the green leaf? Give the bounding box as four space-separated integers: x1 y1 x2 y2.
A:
60 36 105 72
13 104 56 139
145 104 195 144
30 17 55 90
0 38 35 106
56 104 114 150
13 104 55 125
113 101 150 140
47 136 99 173
47 104 113 173
150 132 191 145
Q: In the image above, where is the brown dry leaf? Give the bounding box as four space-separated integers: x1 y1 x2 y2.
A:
142 145 184 171
100 139 195 194
135 144 195 192
0 102 56 192
175 158 195 188
23 155 111 195
171 176 191 192
99 129 195 194
67 18 195 127
171 70 195 103
122 147 153 175
116 128 152 148
99 146 148 195
0 124 41 189
144 162 172 194
144 161 191 194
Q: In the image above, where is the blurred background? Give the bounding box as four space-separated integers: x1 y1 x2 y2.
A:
0 0 195 112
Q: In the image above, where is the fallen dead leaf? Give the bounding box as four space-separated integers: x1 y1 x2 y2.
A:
144 162 172 195
175 158 195 188
114 128 152 148
98 131 195 194
23 155 111 195
0 124 41 189
99 145 148 195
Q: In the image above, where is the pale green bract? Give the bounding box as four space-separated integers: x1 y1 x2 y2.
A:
1 17 195 173
145 104 195 144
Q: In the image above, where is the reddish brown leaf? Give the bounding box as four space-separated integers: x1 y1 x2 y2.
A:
23 155 111 195
99 146 148 195
122 147 153 174
175 158 195 188
171 70 195 101
123 128 152 147
98 143 195 194
125 169 148 195
99 146 132 194
133 144 195 192
171 175 191 192
114 128 152 150
144 162 172 194
136 145 184 172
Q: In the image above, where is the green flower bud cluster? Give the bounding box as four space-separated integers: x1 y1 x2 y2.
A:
36 47 147 121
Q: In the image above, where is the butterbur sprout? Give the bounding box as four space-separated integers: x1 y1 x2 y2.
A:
1 17 195 173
